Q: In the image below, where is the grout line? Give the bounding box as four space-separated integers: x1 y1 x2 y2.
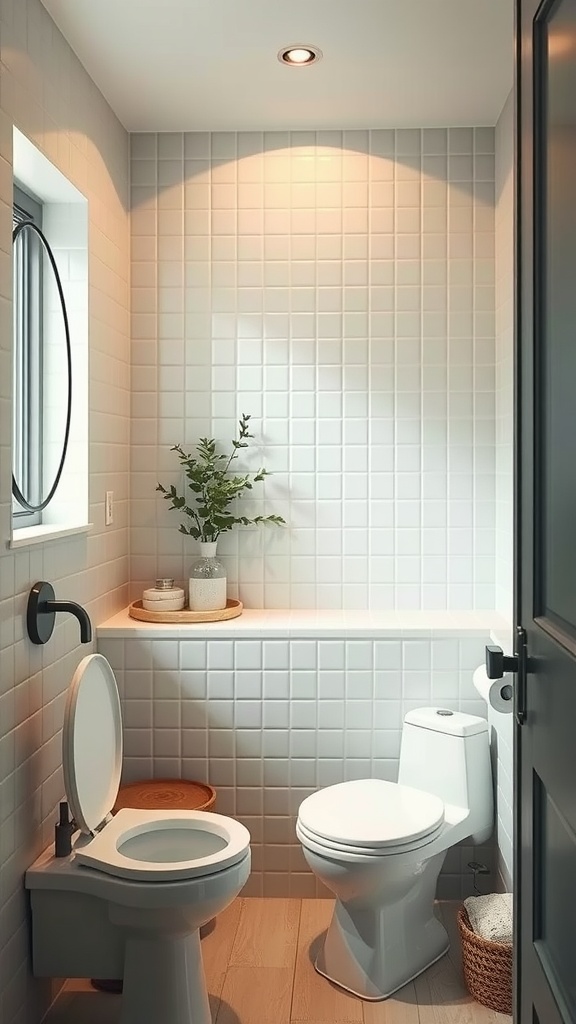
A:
214 897 244 1024
288 897 303 1023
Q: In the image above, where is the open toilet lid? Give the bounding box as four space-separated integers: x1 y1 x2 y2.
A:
62 654 123 835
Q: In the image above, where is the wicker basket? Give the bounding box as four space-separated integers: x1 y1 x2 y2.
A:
457 905 513 1015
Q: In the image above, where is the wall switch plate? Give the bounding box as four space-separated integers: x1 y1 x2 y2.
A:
105 491 114 526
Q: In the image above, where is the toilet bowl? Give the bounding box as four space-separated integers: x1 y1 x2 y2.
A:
26 654 251 1024
296 707 493 1000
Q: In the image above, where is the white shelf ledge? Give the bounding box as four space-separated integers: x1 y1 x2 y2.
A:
97 607 510 640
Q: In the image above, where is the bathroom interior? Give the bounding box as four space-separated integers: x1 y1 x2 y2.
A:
0 0 517 1022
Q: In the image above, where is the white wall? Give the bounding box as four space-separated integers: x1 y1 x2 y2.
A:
494 89 515 889
495 92 514 625
130 128 497 612
0 3 130 1022
489 700 514 891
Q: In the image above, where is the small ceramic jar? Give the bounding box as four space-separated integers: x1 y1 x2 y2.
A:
142 579 185 612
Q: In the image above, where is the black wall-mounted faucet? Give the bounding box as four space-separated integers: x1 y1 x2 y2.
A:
27 581 93 645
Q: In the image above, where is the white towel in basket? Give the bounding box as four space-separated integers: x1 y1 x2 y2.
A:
463 892 513 944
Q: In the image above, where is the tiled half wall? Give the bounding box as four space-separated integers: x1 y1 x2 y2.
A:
130 127 497 611
99 630 496 899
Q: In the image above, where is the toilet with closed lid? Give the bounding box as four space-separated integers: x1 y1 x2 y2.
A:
25 654 251 1024
296 707 493 1000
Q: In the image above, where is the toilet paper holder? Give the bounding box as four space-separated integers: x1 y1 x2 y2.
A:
485 645 518 679
485 627 529 725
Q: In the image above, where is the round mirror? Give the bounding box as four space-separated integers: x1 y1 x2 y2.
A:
12 219 72 513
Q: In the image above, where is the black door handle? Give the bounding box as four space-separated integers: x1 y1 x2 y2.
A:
485 644 519 679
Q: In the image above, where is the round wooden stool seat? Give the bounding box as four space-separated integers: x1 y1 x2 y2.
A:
113 778 216 814
92 778 217 994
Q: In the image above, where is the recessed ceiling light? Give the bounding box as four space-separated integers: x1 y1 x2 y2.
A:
278 46 322 67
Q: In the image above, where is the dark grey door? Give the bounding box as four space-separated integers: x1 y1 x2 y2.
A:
517 0 576 1021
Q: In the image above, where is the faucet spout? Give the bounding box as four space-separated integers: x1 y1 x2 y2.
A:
27 582 93 645
45 600 93 643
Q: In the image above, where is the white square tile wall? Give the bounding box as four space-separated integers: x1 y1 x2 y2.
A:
493 705 513 890
100 633 495 900
0 3 130 1022
495 92 514 626
494 92 514 889
130 128 497 611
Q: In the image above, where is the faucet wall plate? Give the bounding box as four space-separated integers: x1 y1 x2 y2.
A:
27 581 93 645
27 581 57 644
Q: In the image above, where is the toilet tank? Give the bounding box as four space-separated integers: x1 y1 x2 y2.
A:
398 707 493 843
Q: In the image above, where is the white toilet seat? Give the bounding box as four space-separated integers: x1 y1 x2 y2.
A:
297 778 445 852
296 818 445 859
74 807 250 881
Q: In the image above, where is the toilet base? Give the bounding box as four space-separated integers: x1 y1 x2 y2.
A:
89 918 216 996
120 927 210 1024
314 933 449 1001
312 852 450 1000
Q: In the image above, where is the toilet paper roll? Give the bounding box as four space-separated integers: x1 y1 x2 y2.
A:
472 664 514 715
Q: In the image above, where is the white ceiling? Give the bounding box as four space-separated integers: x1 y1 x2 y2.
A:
40 0 514 132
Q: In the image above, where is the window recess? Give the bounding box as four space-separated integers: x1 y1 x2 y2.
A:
12 184 44 527
10 127 89 549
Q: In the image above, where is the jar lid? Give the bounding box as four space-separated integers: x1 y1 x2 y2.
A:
143 585 185 602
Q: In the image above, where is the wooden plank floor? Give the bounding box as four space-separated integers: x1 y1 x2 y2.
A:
45 900 512 1024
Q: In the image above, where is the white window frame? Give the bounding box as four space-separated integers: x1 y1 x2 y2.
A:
10 127 91 550
12 183 44 528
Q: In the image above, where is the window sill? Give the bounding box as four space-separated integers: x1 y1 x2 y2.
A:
10 522 93 549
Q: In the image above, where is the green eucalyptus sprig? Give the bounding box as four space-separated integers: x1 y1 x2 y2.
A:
157 413 286 542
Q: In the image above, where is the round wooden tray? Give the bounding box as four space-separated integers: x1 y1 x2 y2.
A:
113 779 216 814
128 598 243 623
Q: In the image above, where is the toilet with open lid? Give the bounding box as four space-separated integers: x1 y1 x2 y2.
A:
61 653 248 880
26 654 251 1024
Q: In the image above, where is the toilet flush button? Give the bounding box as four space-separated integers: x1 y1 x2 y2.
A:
436 709 454 716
